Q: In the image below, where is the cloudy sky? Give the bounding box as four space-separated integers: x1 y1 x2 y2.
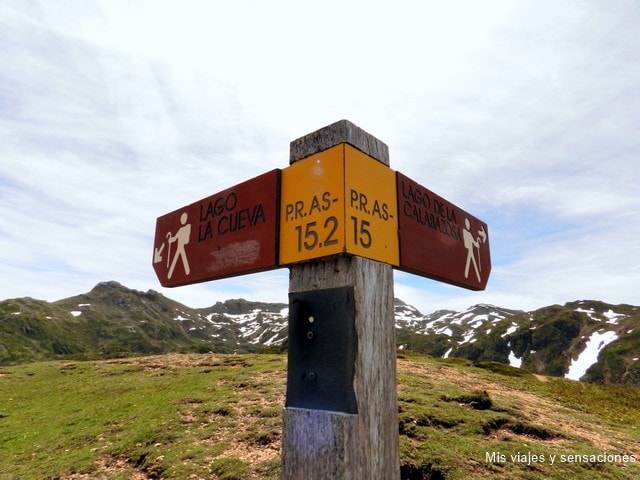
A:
1 0 639 314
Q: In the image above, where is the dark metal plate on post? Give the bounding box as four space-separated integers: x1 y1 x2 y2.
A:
286 286 357 414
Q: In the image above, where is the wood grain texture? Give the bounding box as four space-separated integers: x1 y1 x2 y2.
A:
289 119 390 165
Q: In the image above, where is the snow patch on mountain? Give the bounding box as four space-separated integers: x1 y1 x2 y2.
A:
576 307 627 325
565 330 619 381
438 327 453 337
458 331 477 345
502 324 518 338
508 351 523 368
603 309 625 324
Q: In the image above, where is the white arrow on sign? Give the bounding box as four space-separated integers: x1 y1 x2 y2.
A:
153 243 165 264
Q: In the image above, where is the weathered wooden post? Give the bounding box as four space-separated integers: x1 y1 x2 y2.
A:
280 120 400 479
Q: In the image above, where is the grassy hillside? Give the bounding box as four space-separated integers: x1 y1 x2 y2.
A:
0 285 234 366
3 284 638 388
1 354 638 479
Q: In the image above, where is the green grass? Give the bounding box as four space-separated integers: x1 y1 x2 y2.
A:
0 354 285 479
1 353 638 479
397 354 640 479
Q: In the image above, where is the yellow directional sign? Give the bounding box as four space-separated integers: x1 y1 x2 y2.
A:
279 145 345 264
279 144 399 265
344 145 399 264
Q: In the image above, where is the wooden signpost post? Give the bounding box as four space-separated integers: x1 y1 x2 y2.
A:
152 119 491 480
281 121 399 479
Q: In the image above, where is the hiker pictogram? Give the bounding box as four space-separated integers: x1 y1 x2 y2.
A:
166 212 191 279
463 218 487 283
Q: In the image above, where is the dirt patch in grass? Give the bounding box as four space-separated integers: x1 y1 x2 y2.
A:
63 455 152 480
208 396 283 469
104 353 223 370
225 432 281 467
171 357 284 472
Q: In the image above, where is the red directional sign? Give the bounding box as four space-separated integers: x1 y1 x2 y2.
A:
152 169 281 287
396 172 491 290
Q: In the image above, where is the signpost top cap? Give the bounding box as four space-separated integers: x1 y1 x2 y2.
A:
290 119 389 166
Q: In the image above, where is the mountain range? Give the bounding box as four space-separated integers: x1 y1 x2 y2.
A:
1 281 638 386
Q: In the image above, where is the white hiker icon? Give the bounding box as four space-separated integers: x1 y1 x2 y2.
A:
167 212 191 279
463 218 486 283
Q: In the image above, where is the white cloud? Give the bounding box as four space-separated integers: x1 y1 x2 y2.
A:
1 0 639 313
